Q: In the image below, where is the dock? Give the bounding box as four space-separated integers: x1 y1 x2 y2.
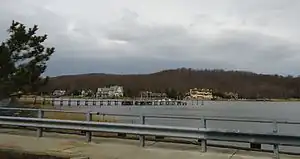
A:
21 97 192 106
52 99 188 106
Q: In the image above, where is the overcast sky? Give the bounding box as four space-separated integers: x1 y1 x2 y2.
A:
1 0 300 76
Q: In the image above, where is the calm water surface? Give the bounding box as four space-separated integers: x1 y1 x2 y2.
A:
61 101 300 152
7 100 300 152
54 101 300 134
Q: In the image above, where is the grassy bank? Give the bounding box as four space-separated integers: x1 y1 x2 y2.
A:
40 105 116 122
18 97 52 105
16 100 117 123
43 111 117 122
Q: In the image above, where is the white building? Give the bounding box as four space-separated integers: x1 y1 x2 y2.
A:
52 90 66 97
96 86 124 98
188 88 213 100
80 89 94 97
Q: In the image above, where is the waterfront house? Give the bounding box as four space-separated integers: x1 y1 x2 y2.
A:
224 92 239 100
188 88 213 100
140 91 167 99
52 90 66 97
96 86 124 98
80 89 94 97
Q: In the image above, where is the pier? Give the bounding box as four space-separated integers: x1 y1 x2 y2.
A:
52 99 188 106
21 97 193 106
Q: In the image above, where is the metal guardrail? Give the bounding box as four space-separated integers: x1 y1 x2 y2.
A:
1 107 300 158
0 115 299 159
1 107 299 124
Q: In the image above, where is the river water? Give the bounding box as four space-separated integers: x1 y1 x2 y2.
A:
53 101 300 134
53 100 300 152
5 100 300 153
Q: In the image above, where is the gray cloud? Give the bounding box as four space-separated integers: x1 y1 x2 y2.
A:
1 0 300 76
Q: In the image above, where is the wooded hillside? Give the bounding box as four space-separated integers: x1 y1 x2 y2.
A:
42 68 300 99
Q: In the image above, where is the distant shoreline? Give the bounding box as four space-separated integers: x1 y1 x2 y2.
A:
209 98 300 102
20 95 300 103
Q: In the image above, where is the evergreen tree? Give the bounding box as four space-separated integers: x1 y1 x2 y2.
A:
165 88 178 99
0 21 55 99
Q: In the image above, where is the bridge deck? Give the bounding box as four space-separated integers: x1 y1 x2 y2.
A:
0 129 298 159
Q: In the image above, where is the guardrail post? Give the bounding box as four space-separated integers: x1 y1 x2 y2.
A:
86 112 92 142
68 99 71 106
201 116 207 152
139 114 145 147
36 109 44 137
42 98 46 105
33 96 37 105
273 121 279 159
